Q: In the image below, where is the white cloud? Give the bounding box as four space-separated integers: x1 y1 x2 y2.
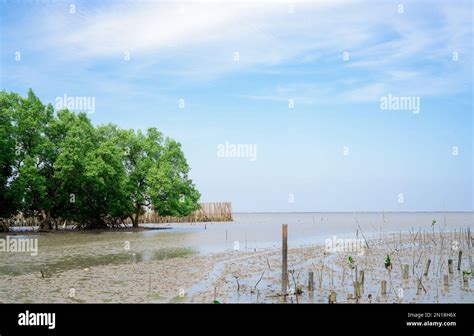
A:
4 0 472 102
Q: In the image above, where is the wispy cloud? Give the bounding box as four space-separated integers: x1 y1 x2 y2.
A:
2 0 472 101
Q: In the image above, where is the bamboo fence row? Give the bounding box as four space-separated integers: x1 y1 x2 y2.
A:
6 202 233 226
137 202 233 223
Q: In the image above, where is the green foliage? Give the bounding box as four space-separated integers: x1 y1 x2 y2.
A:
111 126 200 227
0 91 18 220
2 89 54 225
0 89 200 229
347 255 355 269
147 138 201 217
385 254 391 265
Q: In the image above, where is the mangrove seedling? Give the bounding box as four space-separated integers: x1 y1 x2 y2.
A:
348 256 355 269
384 255 392 270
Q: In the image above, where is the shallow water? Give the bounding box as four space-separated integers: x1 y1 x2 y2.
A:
0 212 472 276
179 212 473 252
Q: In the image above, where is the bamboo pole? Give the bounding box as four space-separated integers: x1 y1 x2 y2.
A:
403 264 409 279
281 224 288 295
424 259 431 276
359 270 365 285
416 278 423 295
457 251 462 271
328 291 337 304
353 281 360 300
381 280 387 295
443 274 449 287
308 271 314 292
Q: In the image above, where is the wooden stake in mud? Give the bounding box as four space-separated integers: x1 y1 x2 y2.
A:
353 281 360 300
308 271 314 292
443 274 449 287
403 264 409 279
328 291 337 304
468 227 472 249
281 224 288 295
424 259 431 276
448 259 454 274
359 270 365 285
381 280 387 295
416 278 423 295
457 251 462 271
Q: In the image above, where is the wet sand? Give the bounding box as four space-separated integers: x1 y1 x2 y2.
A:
0 230 472 303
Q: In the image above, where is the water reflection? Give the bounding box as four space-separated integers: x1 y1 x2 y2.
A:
0 212 471 277
0 247 194 276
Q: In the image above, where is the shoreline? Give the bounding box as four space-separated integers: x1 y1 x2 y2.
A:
0 226 173 236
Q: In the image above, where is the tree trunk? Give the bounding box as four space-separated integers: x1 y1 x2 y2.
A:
39 210 52 231
132 206 140 228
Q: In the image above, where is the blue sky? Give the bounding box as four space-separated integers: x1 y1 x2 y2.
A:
1 0 472 212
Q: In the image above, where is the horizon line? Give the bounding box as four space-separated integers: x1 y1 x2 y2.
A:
232 210 474 214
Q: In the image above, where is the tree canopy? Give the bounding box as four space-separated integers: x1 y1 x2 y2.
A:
0 89 200 230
